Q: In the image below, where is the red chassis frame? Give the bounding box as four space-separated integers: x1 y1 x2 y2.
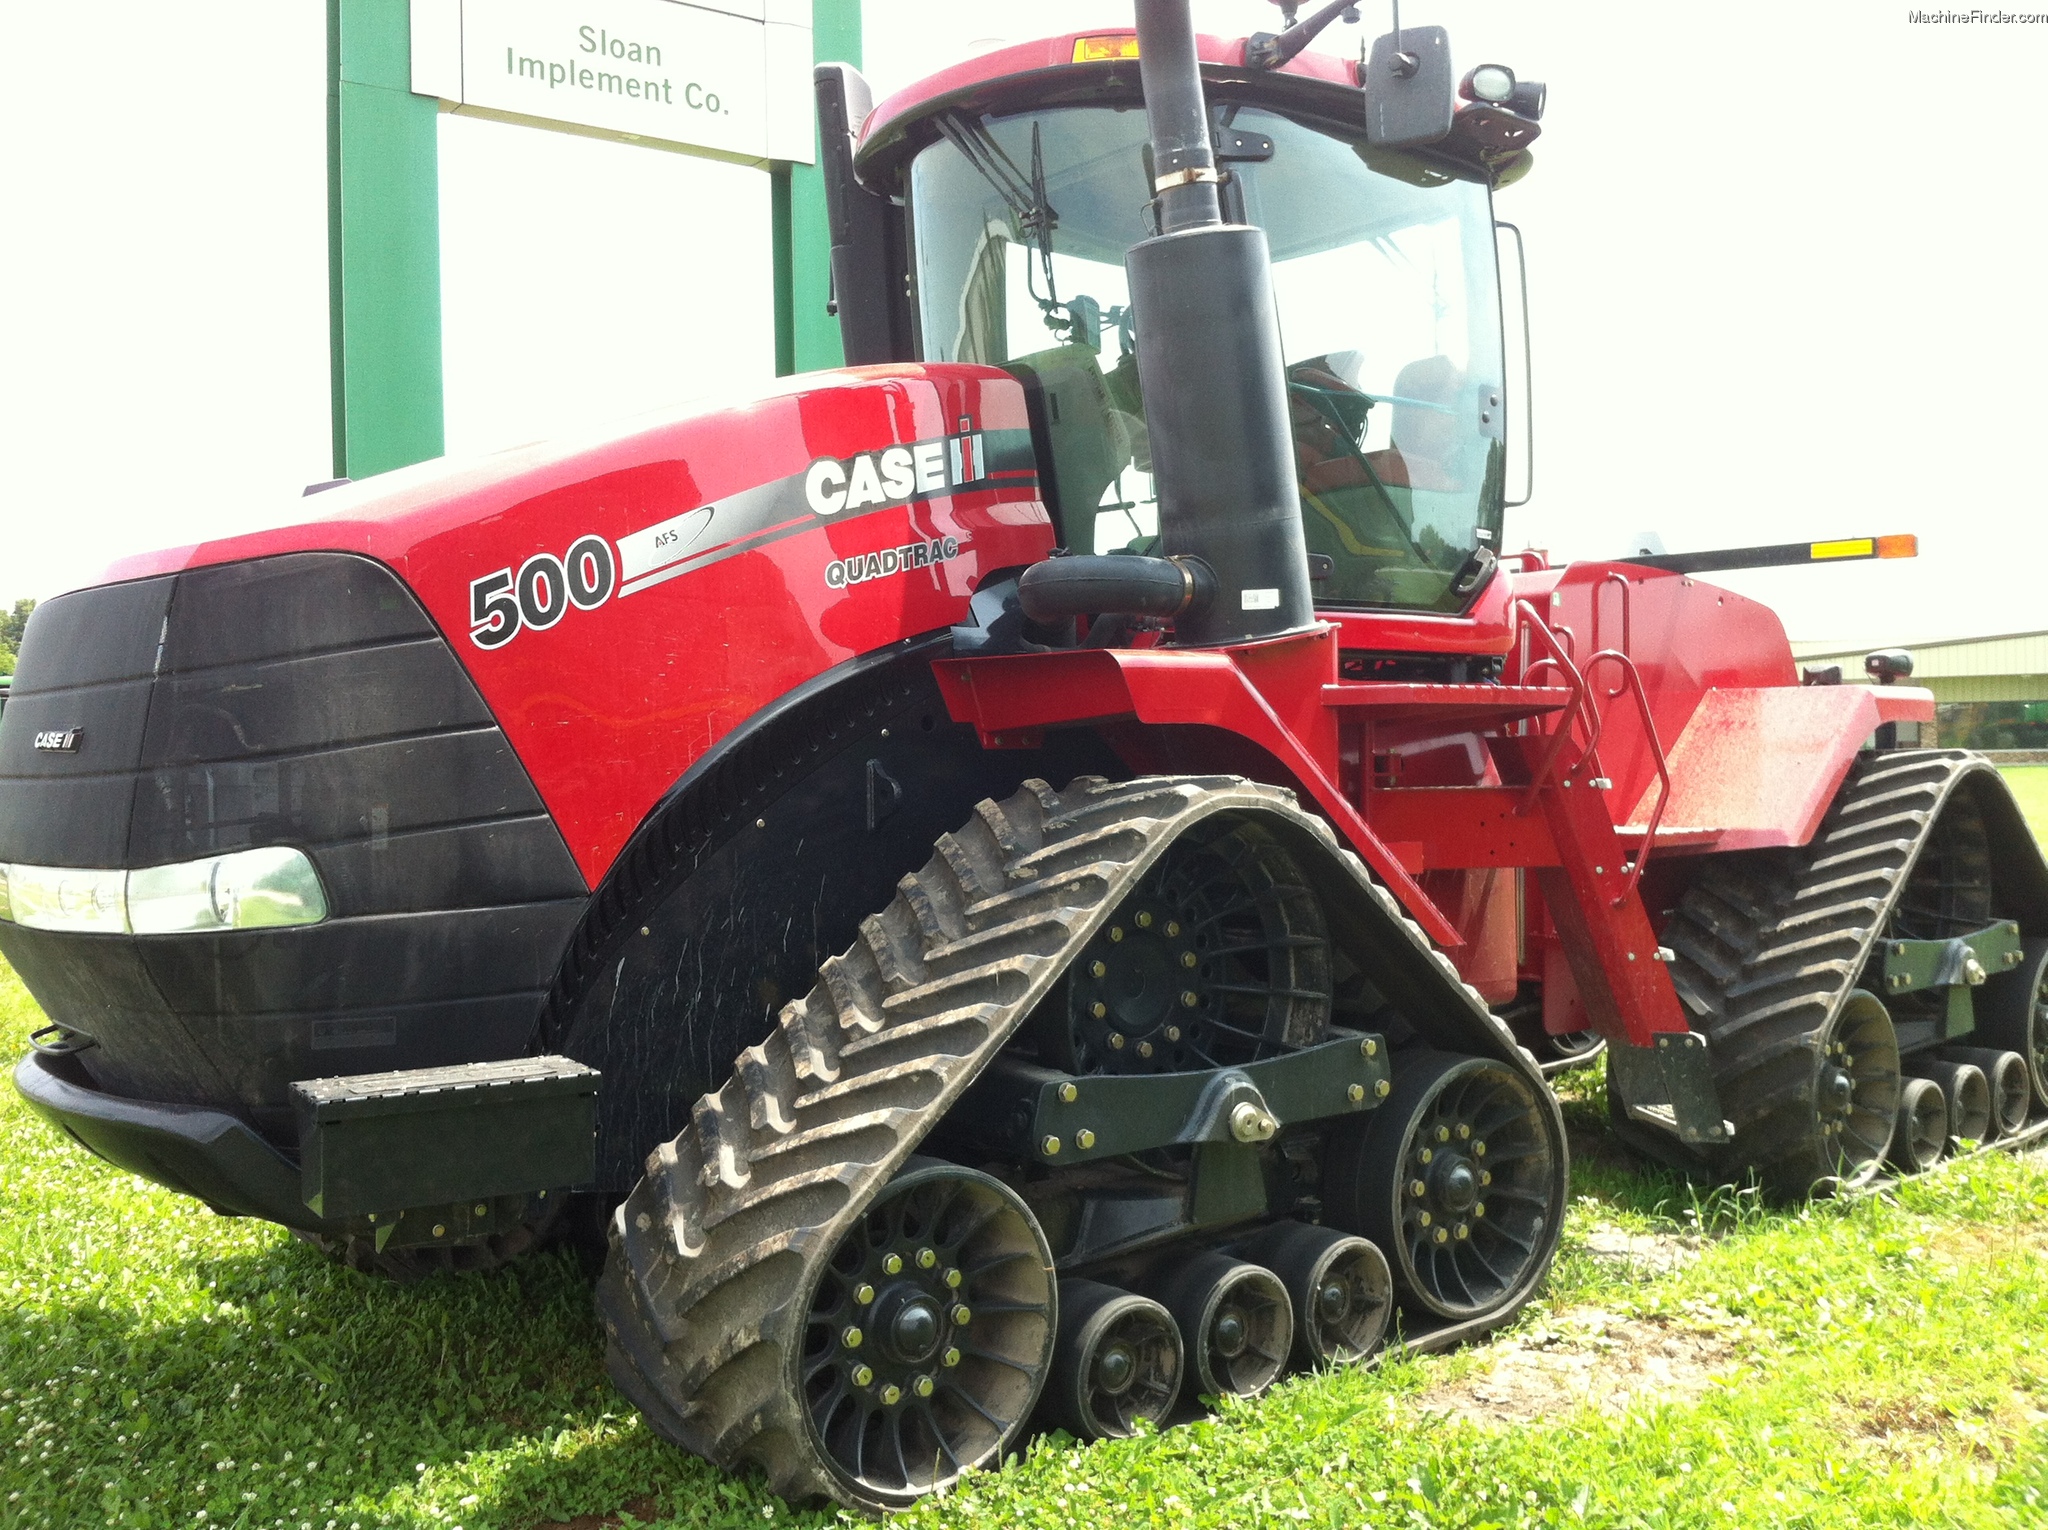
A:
935 559 1934 1052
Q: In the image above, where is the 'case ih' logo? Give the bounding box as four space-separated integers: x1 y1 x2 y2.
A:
804 424 987 517
33 728 82 752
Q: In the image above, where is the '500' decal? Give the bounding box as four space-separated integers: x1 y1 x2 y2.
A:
469 536 617 649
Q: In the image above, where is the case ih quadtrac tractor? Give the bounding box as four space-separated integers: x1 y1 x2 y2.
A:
5 1 2047 1512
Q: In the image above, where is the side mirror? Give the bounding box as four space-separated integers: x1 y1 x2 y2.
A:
1363 25 1453 149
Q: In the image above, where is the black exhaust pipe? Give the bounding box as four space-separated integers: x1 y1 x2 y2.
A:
1019 0 1317 647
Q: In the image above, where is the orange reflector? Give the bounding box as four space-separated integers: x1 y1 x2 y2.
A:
1809 537 1875 560
1073 34 1140 62
1876 533 1918 559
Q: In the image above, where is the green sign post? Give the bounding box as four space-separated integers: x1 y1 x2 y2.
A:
326 0 856 481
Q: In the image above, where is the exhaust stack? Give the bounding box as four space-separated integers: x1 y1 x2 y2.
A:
1127 0 1315 645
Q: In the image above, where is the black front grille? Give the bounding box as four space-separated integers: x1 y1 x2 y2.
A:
0 553 588 1139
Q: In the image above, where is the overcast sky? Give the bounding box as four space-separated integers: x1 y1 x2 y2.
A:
2 2 2044 649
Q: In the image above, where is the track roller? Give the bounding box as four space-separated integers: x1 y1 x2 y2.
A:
1321 1049 1564 1320
1153 1251 1292 1401
1889 1077 1949 1173
1909 1058 1990 1146
1043 1280 1183 1439
1238 1221 1392 1367
1978 937 2048 1111
1944 1046 2031 1138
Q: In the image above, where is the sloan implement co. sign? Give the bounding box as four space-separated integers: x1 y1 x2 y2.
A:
410 0 814 165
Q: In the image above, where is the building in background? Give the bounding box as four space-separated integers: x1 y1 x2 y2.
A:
1792 632 2048 756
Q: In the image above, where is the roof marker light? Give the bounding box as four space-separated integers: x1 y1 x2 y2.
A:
1073 35 1140 63
1876 534 1919 559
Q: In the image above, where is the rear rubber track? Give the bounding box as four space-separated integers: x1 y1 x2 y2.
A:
1660 750 2038 1195
595 773 1486 1507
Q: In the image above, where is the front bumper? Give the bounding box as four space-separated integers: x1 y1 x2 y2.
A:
13 1048 323 1231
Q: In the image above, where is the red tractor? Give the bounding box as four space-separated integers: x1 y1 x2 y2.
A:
3 1 2044 1513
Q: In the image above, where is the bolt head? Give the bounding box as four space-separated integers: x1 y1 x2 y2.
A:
1076 1129 1097 1150
1375 1078 1391 1098
1362 1038 1378 1057
1136 1040 1154 1059
474 1203 489 1216
883 1253 904 1275
1436 1125 1451 1143
1109 926 1124 942
1480 1169 1493 1187
880 1384 902 1406
1472 1140 1486 1157
1418 1211 1432 1227
1165 1025 1182 1042
1181 951 1199 969
1108 1032 1125 1049
1474 1202 1486 1218
1419 1147 1434 1165
855 1284 876 1305
842 1326 863 1349
914 1375 935 1398
1041 1134 1062 1156
1434 1227 1450 1244
1348 1082 1367 1103
950 1304 972 1326
944 1267 964 1288
1455 1124 1471 1140
1058 1082 1079 1104
942 1346 962 1367
1454 1223 1470 1241
851 1364 874 1387
1181 990 1200 1007
1090 960 1108 978
918 1247 937 1269
1410 1179 1427 1198
1091 1001 1109 1019
1136 911 1153 928
432 1224 447 1238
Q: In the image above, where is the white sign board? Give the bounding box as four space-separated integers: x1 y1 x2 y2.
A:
411 0 813 165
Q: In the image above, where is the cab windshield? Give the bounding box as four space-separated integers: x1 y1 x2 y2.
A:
910 102 1505 614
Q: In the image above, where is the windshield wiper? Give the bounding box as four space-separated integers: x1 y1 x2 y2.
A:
935 112 1067 333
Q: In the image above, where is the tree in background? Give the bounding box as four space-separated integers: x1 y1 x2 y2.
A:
0 599 34 677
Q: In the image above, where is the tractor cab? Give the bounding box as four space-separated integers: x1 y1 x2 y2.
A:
821 27 1541 614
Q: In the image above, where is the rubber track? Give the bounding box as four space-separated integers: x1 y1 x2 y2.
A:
595 774 1496 1507
1660 750 2028 1194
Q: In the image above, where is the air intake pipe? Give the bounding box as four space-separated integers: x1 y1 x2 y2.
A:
1022 0 1316 648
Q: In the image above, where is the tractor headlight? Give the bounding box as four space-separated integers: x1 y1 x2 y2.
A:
0 847 328 934
1461 64 1516 104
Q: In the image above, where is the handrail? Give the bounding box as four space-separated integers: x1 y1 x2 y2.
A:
1582 648 1671 905
1593 572 1632 697
1510 599 1596 815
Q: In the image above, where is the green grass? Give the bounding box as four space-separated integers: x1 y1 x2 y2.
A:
5 965 2048 1529
2000 765 2048 844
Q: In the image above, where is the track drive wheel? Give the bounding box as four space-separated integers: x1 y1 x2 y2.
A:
794 1161 1054 1509
1978 937 2048 1113
1321 1049 1565 1322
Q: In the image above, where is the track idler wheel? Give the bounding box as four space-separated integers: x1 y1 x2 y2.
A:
1239 1221 1392 1367
1153 1252 1293 1400
796 1162 1055 1508
1978 937 2048 1112
1945 1046 2032 1138
1321 1049 1565 1321
1910 1058 1991 1146
1043 1280 1183 1439
1888 1077 1949 1173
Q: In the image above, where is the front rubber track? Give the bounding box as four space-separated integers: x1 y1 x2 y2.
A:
1660 750 2045 1197
595 773 1525 1510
